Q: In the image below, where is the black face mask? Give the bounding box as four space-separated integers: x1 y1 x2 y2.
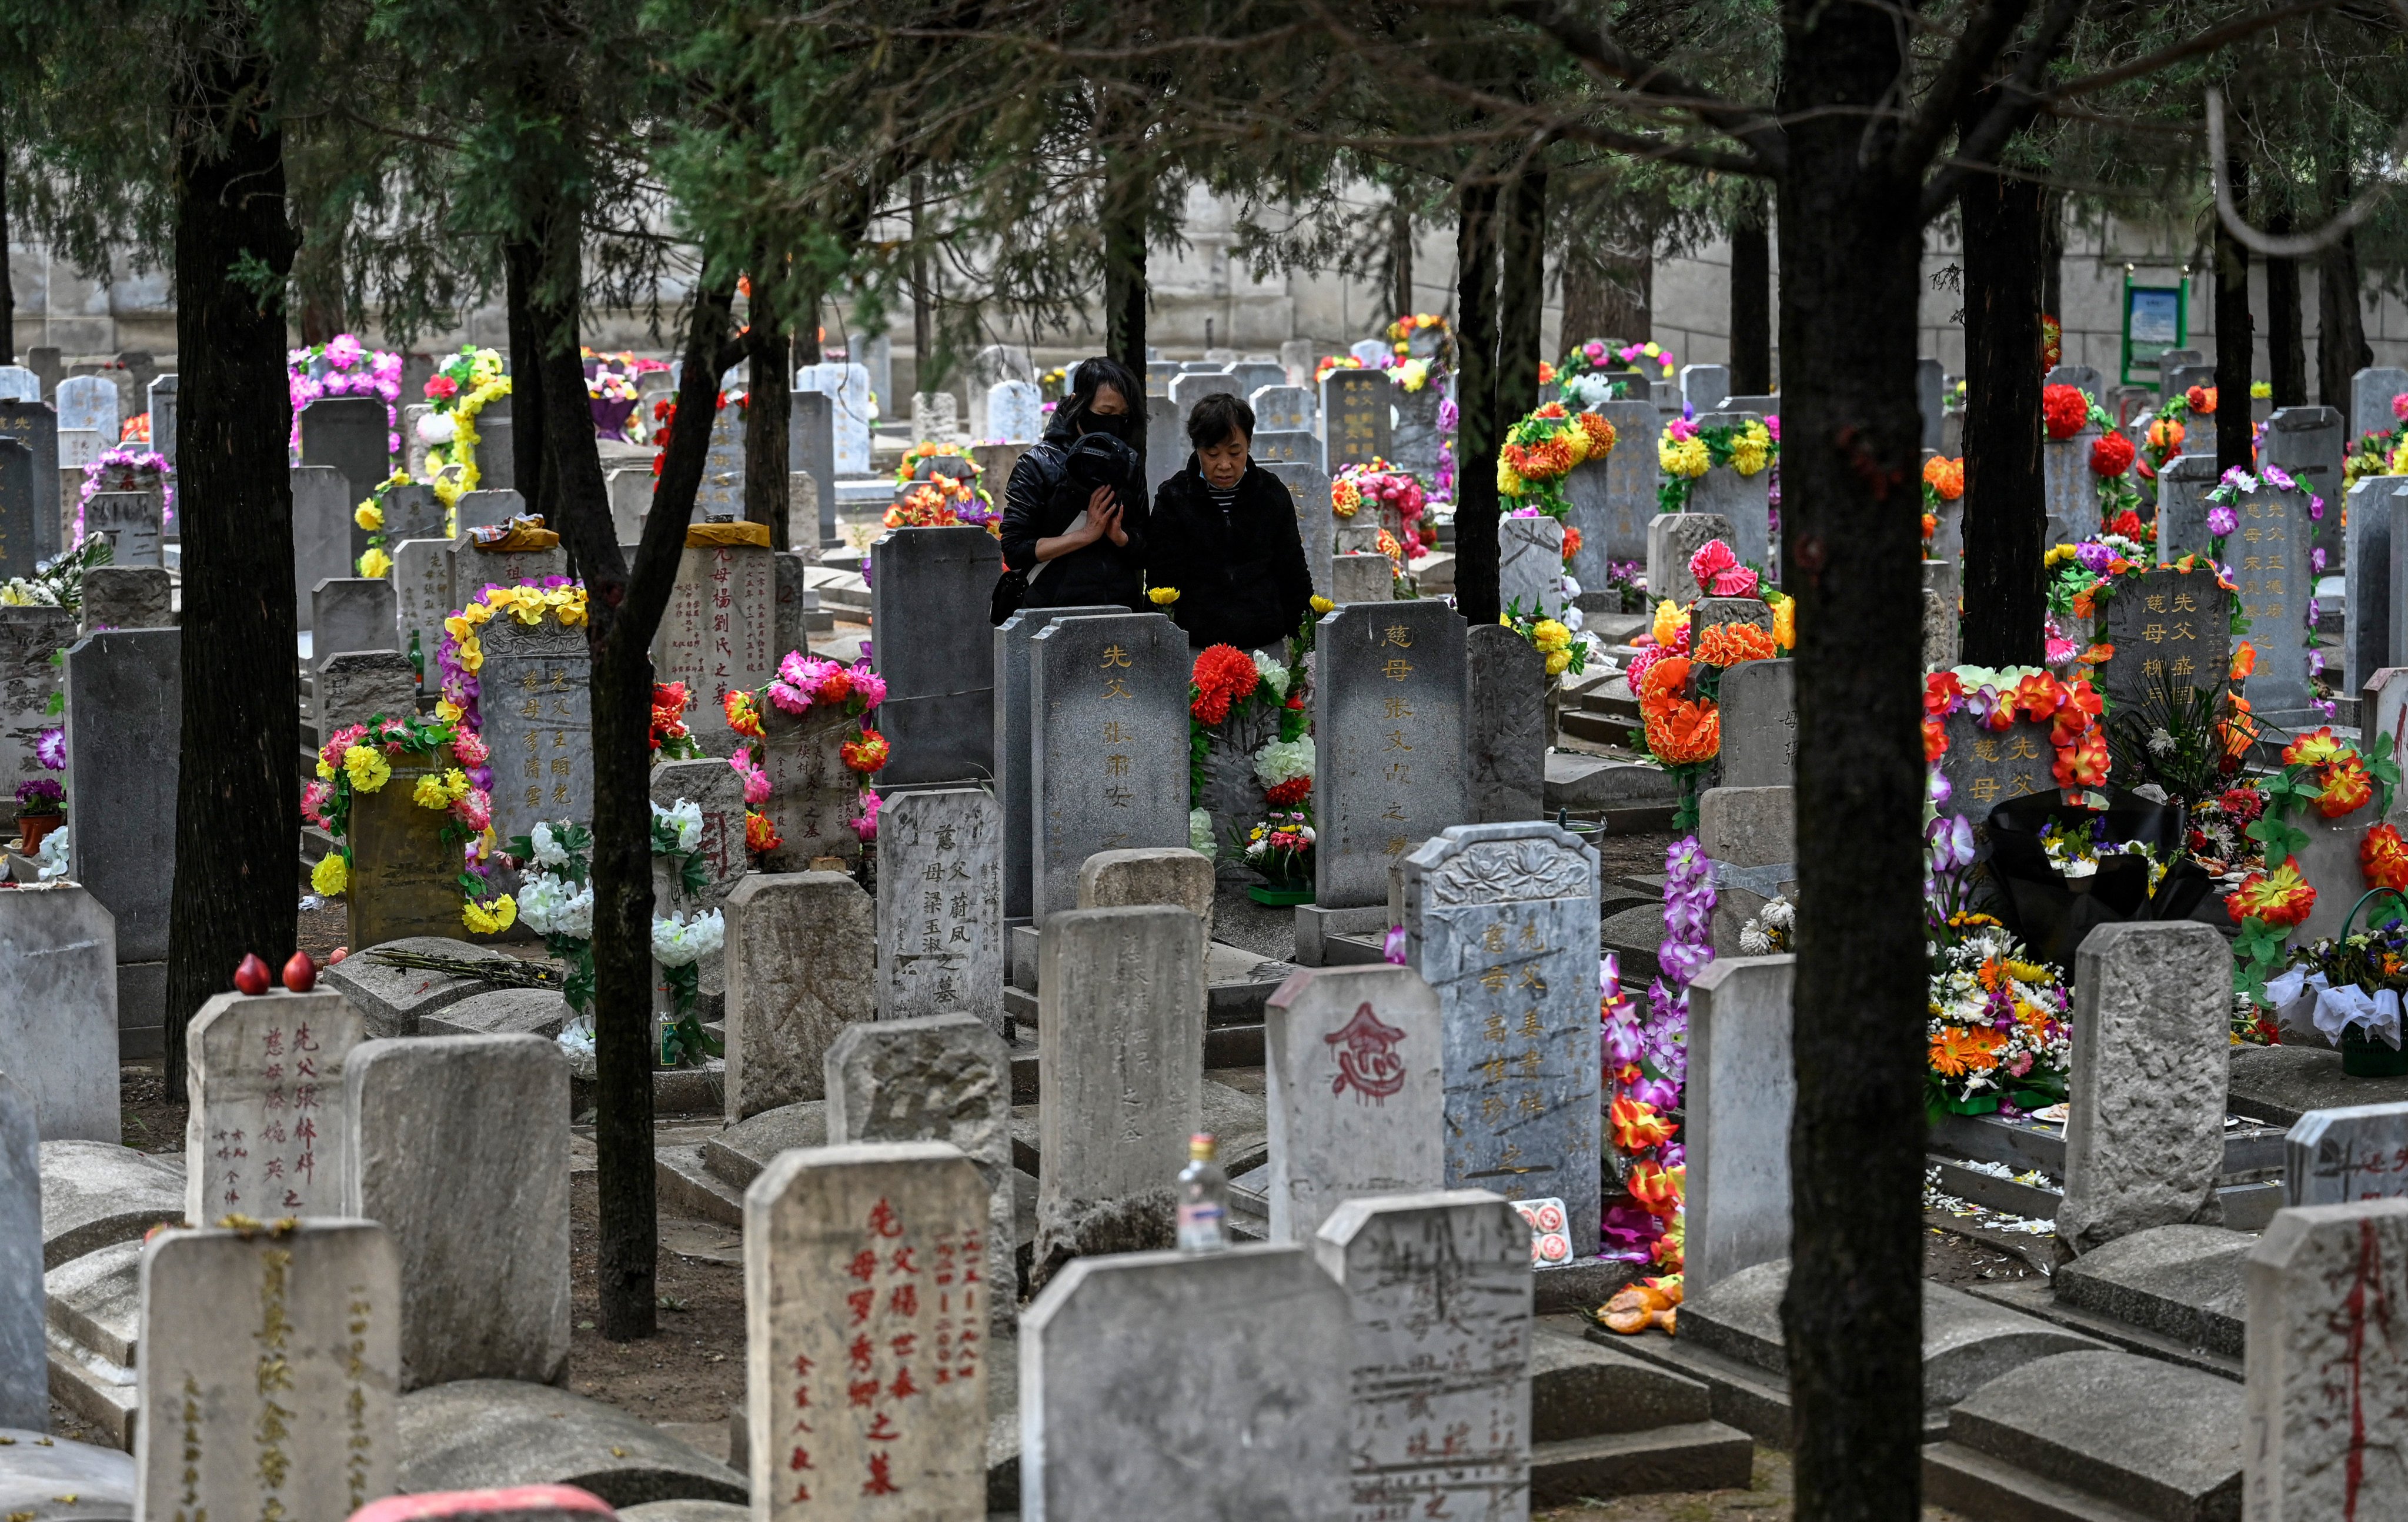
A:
1078 406 1133 442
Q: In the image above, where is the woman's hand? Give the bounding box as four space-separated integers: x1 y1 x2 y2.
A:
1091 487 1129 548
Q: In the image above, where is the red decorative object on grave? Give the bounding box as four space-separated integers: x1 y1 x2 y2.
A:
2089 430 2136 478
2041 384 2089 441
1189 644 1260 725
350 1486 614 1521
282 952 316 993
232 954 271 996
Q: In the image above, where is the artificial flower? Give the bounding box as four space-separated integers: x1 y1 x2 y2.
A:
310 853 348 896
2230 643 2256 681
2041 384 2089 440
1922 455 1965 501
462 894 518 936
1148 587 1180 605
354 501 383 532
1611 1096 1675 1152
342 745 392 793
1650 599 1691 650
745 809 782 854
1696 622 1776 667
1309 595 1335 615
2364 824 2408 892
2187 385 2217 415
35 729 65 771
724 688 765 739
412 773 453 810
1639 656 1719 766
2089 431 2136 478
2227 857 2315 928
1769 595 1795 651
357 547 392 579
1191 644 1261 725
841 728 890 775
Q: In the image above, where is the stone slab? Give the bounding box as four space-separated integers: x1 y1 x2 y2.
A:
1263 965 1445 1244
2052 1222 2250 1359
1027 612 1188 921
0 885 120 1141
183 989 364 1223
325 938 517 1039
722 872 875 1120
869 527 1001 785
1315 601 1469 909
0 1427 135 1519
37 1140 183 1268
398 1380 746 1508
0 1075 39 1431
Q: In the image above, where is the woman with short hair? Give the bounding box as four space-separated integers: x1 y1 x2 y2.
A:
1145 392 1315 650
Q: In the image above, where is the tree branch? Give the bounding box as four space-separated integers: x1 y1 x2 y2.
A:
1892 0 2039 179
1919 0 2090 219
1487 0 1787 170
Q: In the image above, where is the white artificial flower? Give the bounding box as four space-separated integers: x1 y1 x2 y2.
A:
530 820 569 867
1254 737 1315 790
1188 807 1215 855
652 908 725 967
1253 653 1291 699
652 799 703 854
555 1016 598 1080
517 871 594 939
35 827 69 880
416 412 455 445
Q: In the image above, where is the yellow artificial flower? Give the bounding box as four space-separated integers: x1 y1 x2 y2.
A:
357 547 392 579
554 599 587 629
412 773 452 809
435 697 463 724
457 641 483 674
1532 619 1571 651
1310 595 1335 615
354 500 383 532
1545 649 1571 676
1148 587 1181 605
461 894 517 936
310 853 349 896
1658 435 1711 479
1728 422 1772 478
342 745 392 793
316 758 336 782
2250 380 2272 399
2044 543 2078 568
1651 598 1691 648
442 768 469 799
1771 593 1796 651
1497 457 1528 496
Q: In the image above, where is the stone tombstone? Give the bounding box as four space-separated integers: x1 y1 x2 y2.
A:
1390 380 1445 479
446 534 567 608
796 361 873 475
874 788 1003 1032
1321 368 1393 473
1700 783 1798 960
1265 459 1335 599
0 884 118 1140
1263 964 1445 1243
2350 478 2404 689
454 488 525 536
55 426 101 476
2153 452 2223 564
1681 363 1731 415
2263 405 2344 566
0 1073 36 1430
695 399 746 521
1251 383 1313 433
313 576 399 670
2285 1103 2408 1207
2367 668 2408 783
2044 363 2103 401
148 373 177 469
136 1221 399 1519
479 615 594 846
1330 551 1392 603
824 1014 1017 1329
344 1034 569 1390
653 539 776 743
2041 424 2103 548
773 550 809 657
600 468 651 550
64 628 178 1030
743 1142 990 1519
1689 412 1772 571
392 539 453 687
0 604 71 800
346 745 469 952
756 701 867 871
1467 623 1545 825
292 465 355 630
723 871 876 1119
911 391 961 442
867 527 1001 786
2234 486 2318 720
1562 399 1659 580
1034 906 1206 1274
1497 513 1565 617
1312 1191 1532 1521
300 395 395 563
2242 1197 2408 1517
0 439 35 580
1684 954 1796 1294
2096 567 2232 717
475 400 516 492
1916 357 1946 449
185 990 366 1222
993 604 1127 922
379 481 445 543
1938 709 2062 815
2057 922 2232 1255
0 366 34 402
1228 360 1286 399
1027 612 1188 920
987 379 1044 443
1020 1246 1348 1520
81 564 172 631
52 375 118 440
0 400 59 564
1922 587 1959 670
2353 365 2408 442
1645 512 1738 607
1167 368 1240 418
652 756 750 910
1314 600 1469 909
1251 428 1317 466
1404 823 1603 1251
83 490 161 566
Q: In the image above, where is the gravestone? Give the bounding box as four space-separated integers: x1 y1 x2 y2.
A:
1330 551 1392 603
1027 612 1188 920
53 376 118 442
2095 567 2232 717
2058 922 2232 1254
1645 512 1738 606
2044 363 2103 400
0 605 71 801
0 884 119 1139
64 628 178 1043
136 1220 400 1520
345 1034 569 1390
0 1074 36 1430
911 390 961 442
1265 460 1335 599
2352 365 2408 442
0 440 35 580
1252 429 1317 465
312 577 399 670
81 565 172 631
393 539 452 689
1938 709 2062 814
1562 399 1658 586
2153 452 2222 563
2350 478 2404 688
346 742 470 951
1390 382 1445 478
694 400 744 521
2262 405 2344 568
147 373 176 468
1467 622 1545 824
55 426 101 476
1320 369 1392 473
1681 363 1731 415
754 701 866 871
1263 964 1445 1243
300 396 395 565
1314 600 1469 910
650 756 747 1024
83 491 161 566
0 401 59 564
824 1015 1017 1327
0 366 34 402
455 488 525 536
291 466 355 630
2042 423 2103 548
987 379 1044 442
653 538 776 745
603 469 649 548
1690 412 1771 571
993 604 1128 922
1916 357 1946 449
868 526 1001 785
1701 784 1797 957
723 871 875 1119
796 361 873 475
1311 1192 1531 1520
1228 360 1285 399
1684 955 1796 1293
1404 822 1603 1251
2233 485 2319 721
445 533 567 608
743 1141 991 1518
773 550 808 656
1034 906 1205 1275
1167 369 1240 418
480 615 594 846
1498 514 1565 617
475 400 516 492
2242 1198 2408 1516
874 788 1003 1032
1251 384 1312 433
380 481 446 543
2285 1103 2408 1206
1019 1246 1348 1521
185 989 365 1220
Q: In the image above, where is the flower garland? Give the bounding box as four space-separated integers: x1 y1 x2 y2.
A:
418 347 512 509
2040 315 2062 371
1921 455 1964 545
289 335 404 459
433 580 589 760
1655 416 1774 513
302 710 512 935
1921 666 2108 793
1628 542 1793 825
1497 404 1616 514
76 446 174 541
2136 386 2217 481
722 652 891 800
2044 542 2241 636
1184 642 1313 832
1383 312 1454 370
349 468 420 579
1598 836 1709 1279
1314 354 1365 385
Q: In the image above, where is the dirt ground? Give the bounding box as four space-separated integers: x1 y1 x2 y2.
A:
564 1172 747 1453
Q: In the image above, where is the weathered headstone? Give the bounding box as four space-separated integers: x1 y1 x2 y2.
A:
1020 1246 1350 1520
1563 399 1658 586
754 700 866 871
2044 363 2103 402
874 788 1003 1032
789 390 837 547
1251 384 1313 433
292 465 355 630
987 379 1044 443
455 488 525 536
1027 611 1188 920
1645 512 1738 607
653 537 776 745
1321 369 1392 473
773 549 809 658
2352 477 2405 688
1684 954 1796 1293
911 390 961 443
1497 513 1565 617
1314 600 1470 909
2042 423 2103 548
796 361 872 475
2153 452 2223 565
0 1073 38 1430
2234 485 2319 721
475 399 516 492
693 399 745 522
52 376 118 441
1311 1191 1532 1520
1330 551 1392 603
64 628 178 1044
346 746 471 952
0 440 35 580
375 483 443 545
2353 366 2408 442
0 605 71 802
743 1141 991 1518
1404 822 1603 1251
1034 906 1205 1275
2284 1103 2408 1207
1251 428 1317 466
1938 708 2061 814
480 614 593 846
1265 460 1334 599
393 539 452 688
2242 1197 2408 1516
2262 405 2344 568
80 564 171 632
0 401 59 564
1690 412 1772 571
1263 964 1445 1243
300 395 395 564
446 533 567 609
0 885 119 1141
313 576 399 671
147 373 177 470
0 367 35 402
1467 622 1545 824
136 1219 400 1520
1699 784 1796 957
83 491 161 566
2058 922 2231 1254
184 989 366 1221
2095 567 2233 717
824 1014 1017 1328
868 526 1001 785
1681 363 1731 415
723 871 875 1119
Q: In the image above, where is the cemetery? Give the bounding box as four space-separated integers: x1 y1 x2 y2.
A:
9 8 2408 1522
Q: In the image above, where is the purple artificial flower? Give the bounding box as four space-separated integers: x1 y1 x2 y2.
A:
2313 546 2327 573
1382 925 1407 965
35 728 65 770
2075 541 2113 574
1928 768 1954 809
1926 813 1975 873
2206 505 2238 538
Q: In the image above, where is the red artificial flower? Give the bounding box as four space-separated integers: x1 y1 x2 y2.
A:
1924 670 1965 717
2042 384 2089 441
2090 430 2136 478
1924 717 1947 763
819 666 854 705
2227 857 2315 928
1265 776 1311 807
2053 728 2110 789
840 727 890 776
2187 385 2217 416
2364 823 2408 892
425 375 459 400
2048 680 2103 746
1190 644 1261 725
745 809 783 855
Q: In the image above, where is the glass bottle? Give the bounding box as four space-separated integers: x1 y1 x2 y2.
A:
1176 1132 1229 1252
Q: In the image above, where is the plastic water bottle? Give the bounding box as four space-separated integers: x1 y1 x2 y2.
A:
1176 1132 1228 1252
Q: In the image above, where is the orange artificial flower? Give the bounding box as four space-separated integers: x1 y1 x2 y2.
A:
1923 716 1947 763
2364 823 2408 892
1640 657 1721 765
1929 1026 2005 1077
2011 672 2063 724
2219 695 2259 759
2052 728 2110 789
2070 585 2099 620
1695 621 1778 667
723 687 766 739
2318 758 2374 818
1575 412 1618 456
1922 455 1966 501
2049 681 2103 747
2283 727 2346 770
2230 642 2257 681
2187 384 2217 415
1611 1096 1675 1152
1922 512 1938 542
1627 1160 1685 1218
2146 416 2186 451
2077 643 2114 666
2227 857 2316 928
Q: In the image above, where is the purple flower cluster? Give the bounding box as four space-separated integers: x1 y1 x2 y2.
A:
2206 504 2238 538
288 336 406 458
2075 541 2116 573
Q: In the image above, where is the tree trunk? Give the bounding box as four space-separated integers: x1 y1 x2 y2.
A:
162 3 299 1099
1101 138 1148 463
1959 172 2046 669
1494 163 1547 431
2318 148 2372 414
505 234 556 523
2267 213 2305 409
745 260 791 552
1729 196 1772 395
2039 189 2064 326
1775 1 1929 1514
1451 178 1501 626
294 219 345 348
1389 200 1415 320
910 172 933 392
2215 151 2253 478
1 138 14 366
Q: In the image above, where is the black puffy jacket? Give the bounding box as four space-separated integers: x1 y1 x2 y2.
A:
998 421 1150 612
1147 459 1316 651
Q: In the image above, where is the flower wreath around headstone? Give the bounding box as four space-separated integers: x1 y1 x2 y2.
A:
302 709 513 934
288 333 405 458
1654 414 1773 513
722 651 891 850
349 468 422 579
2136 384 2217 480
1921 666 2108 793
1626 540 1793 820
417 346 512 508
2225 729 2405 1008
1498 404 1616 516
76 446 175 540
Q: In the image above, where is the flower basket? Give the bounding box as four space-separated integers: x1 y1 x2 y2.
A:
1981 789 2213 968
2342 1023 2408 1077
1247 880 1314 907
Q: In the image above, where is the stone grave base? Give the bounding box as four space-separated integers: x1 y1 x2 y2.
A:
1290 902 1387 966
1525 1321 1754 1503
1927 1106 2284 1233
0 1427 134 1520
40 1142 189 1449
617 1504 747 1522
398 1380 745 1508
1545 753 1682 824
1959 1224 2251 1383
2228 1040 2408 1124
1921 1350 2241 1522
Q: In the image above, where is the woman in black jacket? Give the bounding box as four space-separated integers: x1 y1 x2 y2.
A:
1147 392 1316 650
998 358 1150 611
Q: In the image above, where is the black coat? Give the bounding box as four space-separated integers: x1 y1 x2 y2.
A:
1147 458 1317 651
998 424 1150 612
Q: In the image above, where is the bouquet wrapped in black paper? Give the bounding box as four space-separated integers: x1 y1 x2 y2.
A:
1980 789 2215 968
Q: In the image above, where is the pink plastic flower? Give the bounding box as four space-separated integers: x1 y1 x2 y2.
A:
851 788 881 841
847 662 887 710
301 779 333 827
450 729 490 767
35 728 66 770
450 789 492 832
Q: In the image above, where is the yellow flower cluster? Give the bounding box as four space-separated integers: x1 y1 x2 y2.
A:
310 853 348 896
1147 587 1181 605
411 767 470 810
1532 618 1574 676
461 895 519 936
427 353 513 509
358 547 393 579
1309 595 1335 615
339 745 392 793
1769 592 1796 650
1728 420 1774 478
355 500 383 532
1652 599 1691 647
1393 358 1431 393
1659 434 1711 479
440 583 589 696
